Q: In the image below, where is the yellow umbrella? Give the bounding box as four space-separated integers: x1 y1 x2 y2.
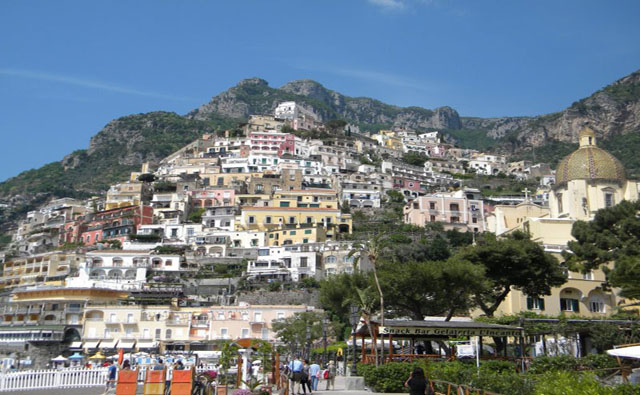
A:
89 352 106 359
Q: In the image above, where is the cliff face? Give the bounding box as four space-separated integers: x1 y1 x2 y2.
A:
462 70 640 147
189 78 463 131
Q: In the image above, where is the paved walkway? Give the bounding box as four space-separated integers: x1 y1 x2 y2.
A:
3 375 405 395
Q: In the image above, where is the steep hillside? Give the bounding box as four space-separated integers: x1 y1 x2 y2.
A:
0 112 235 198
189 78 461 131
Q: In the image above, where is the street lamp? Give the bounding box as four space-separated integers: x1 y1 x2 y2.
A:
322 317 329 365
349 305 360 376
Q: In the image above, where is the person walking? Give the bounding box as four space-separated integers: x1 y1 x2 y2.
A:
288 356 304 395
105 360 117 392
325 361 336 391
309 361 321 391
302 360 312 394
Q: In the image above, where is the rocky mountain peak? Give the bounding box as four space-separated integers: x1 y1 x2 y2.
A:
237 77 269 87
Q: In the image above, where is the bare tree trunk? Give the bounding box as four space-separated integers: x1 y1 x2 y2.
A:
371 260 385 364
365 318 378 367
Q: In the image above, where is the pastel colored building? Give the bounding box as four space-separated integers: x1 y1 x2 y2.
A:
403 191 486 232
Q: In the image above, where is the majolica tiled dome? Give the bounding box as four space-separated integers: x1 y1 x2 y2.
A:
555 127 626 186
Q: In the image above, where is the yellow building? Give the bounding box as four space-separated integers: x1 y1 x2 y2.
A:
0 252 85 289
265 225 326 246
272 189 339 209
484 127 640 318
238 206 351 238
486 201 550 236
105 182 149 210
518 127 640 248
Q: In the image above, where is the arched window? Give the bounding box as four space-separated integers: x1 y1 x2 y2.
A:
325 256 337 264
343 256 354 264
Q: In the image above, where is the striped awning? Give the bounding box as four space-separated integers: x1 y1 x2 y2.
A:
83 340 101 350
118 339 136 350
99 339 119 349
69 341 83 349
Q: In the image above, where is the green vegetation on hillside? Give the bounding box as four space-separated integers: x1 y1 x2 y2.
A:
443 128 498 150
602 130 640 178
511 140 578 168
0 112 233 198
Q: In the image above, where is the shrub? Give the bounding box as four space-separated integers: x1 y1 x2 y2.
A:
528 355 579 374
471 371 534 395
580 353 618 377
363 362 414 393
533 371 611 395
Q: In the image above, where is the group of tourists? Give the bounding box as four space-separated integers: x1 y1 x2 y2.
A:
286 357 336 394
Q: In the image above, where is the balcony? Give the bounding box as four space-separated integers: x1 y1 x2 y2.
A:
105 319 120 325
166 319 189 326
191 320 209 328
122 318 138 325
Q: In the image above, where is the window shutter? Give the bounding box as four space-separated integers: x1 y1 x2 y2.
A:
526 297 533 310
572 299 580 313
539 298 545 311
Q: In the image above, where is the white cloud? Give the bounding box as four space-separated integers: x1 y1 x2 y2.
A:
368 0 405 9
0 68 194 101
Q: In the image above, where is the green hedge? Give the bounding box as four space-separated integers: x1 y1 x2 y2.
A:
355 356 637 395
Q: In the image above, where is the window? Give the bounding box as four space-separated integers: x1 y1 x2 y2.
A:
290 231 296 235
241 328 250 338
280 201 290 207
560 298 580 312
289 216 296 224
604 192 615 208
171 228 178 237
251 239 258 246
248 216 255 224
266 216 272 224
590 298 605 313
303 238 309 243
526 296 545 311
220 328 228 339
300 257 308 268
472 217 477 224
254 312 262 322
325 256 337 264
430 215 436 222
165 329 172 339
218 312 225 320
583 271 594 280
306 217 313 224
143 329 150 339
242 312 249 320
304 229 312 234
261 328 269 340
450 203 460 212
256 184 263 193
187 227 194 236
277 312 285 320
557 193 563 213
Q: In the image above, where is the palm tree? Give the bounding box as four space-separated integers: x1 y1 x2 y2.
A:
349 233 391 364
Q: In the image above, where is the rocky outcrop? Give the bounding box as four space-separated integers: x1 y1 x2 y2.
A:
189 78 463 131
464 70 640 147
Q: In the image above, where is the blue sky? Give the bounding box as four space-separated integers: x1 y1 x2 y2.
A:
1 0 639 181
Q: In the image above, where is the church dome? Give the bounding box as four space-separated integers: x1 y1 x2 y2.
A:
555 127 626 186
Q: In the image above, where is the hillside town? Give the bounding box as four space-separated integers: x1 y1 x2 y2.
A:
0 97 640 394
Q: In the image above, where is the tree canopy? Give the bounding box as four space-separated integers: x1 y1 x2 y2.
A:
456 231 566 317
565 200 640 299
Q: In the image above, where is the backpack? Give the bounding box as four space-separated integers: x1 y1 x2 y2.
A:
323 369 329 379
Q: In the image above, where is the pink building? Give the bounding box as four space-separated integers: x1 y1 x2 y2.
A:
190 189 236 208
404 192 486 232
248 131 295 157
189 304 313 342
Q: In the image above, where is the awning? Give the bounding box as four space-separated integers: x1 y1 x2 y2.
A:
607 346 640 359
100 339 119 349
136 340 158 349
118 339 136 350
83 341 101 350
69 341 83 349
